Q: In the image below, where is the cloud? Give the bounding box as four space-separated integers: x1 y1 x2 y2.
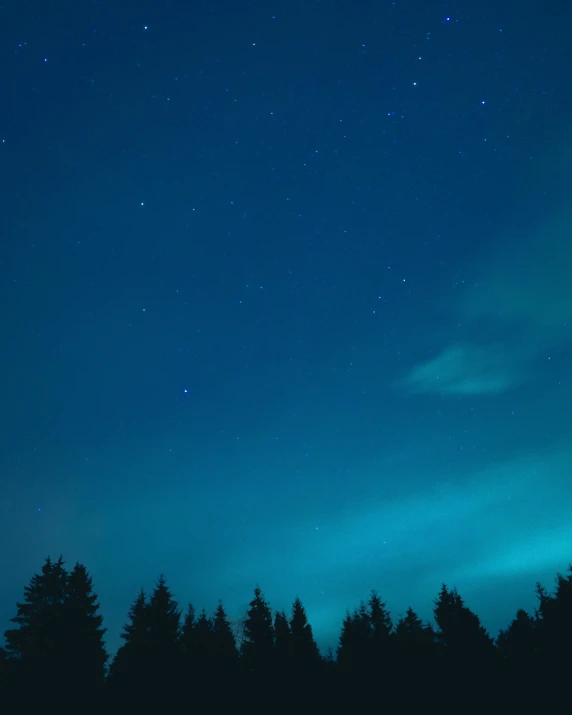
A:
404 343 515 395
403 207 572 396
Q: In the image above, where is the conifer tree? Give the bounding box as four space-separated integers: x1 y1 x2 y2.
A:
146 575 182 696
4 557 107 706
366 590 393 672
535 567 572 675
108 589 150 695
180 602 197 661
62 563 108 694
147 575 181 652
394 607 437 691
497 609 537 667
241 586 274 676
274 610 291 672
337 605 369 673
433 584 496 703
4 556 68 693
195 607 214 661
211 601 238 672
289 597 320 672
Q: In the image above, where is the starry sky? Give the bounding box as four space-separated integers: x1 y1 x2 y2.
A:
2 0 572 657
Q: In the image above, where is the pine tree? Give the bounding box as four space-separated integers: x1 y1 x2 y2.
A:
394 607 437 694
4 557 107 709
108 589 150 699
147 575 181 652
180 602 197 662
535 567 572 675
433 584 493 656
366 590 393 673
273 610 291 673
146 575 182 696
62 563 108 695
4 556 68 694
337 604 370 674
241 586 274 677
433 584 496 704
497 609 537 667
211 601 238 672
289 597 320 673
195 607 213 663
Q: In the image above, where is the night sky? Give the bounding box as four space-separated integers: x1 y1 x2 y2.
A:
2 0 572 657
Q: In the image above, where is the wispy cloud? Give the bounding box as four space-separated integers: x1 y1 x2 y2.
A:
402 208 572 396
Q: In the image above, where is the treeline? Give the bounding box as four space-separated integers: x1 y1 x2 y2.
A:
1 556 571 713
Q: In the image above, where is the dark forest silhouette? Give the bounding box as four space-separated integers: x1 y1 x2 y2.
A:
2 556 571 713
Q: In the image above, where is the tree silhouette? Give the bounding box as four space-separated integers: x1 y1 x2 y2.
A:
241 586 274 679
3 554 572 710
211 601 238 671
107 589 150 701
180 602 196 661
393 607 437 698
4 557 107 708
61 563 108 696
273 610 291 672
146 575 181 696
289 597 321 673
433 584 497 704
535 566 572 688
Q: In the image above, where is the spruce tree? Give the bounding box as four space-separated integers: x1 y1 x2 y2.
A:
108 589 150 698
274 610 291 673
394 607 437 693
366 590 393 673
146 575 182 696
497 609 537 668
195 607 214 664
289 597 320 673
211 601 238 672
241 586 274 677
180 602 197 662
4 556 68 694
434 584 493 656
337 605 369 674
147 575 181 652
63 563 108 695
433 584 496 703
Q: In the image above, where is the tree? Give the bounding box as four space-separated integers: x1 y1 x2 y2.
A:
241 586 274 677
273 610 291 672
4 557 107 707
5 556 67 675
433 584 496 704
394 607 437 694
180 602 197 662
62 563 108 695
337 605 369 674
109 576 181 705
497 606 538 709
366 590 393 672
211 601 238 672
107 589 150 698
147 575 181 653
4 556 67 698
289 597 320 673
433 584 493 657
146 575 182 697
535 567 572 678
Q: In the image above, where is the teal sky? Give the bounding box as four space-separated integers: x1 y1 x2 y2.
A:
1 0 571 655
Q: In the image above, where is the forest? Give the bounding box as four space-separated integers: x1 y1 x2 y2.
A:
1 556 571 713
